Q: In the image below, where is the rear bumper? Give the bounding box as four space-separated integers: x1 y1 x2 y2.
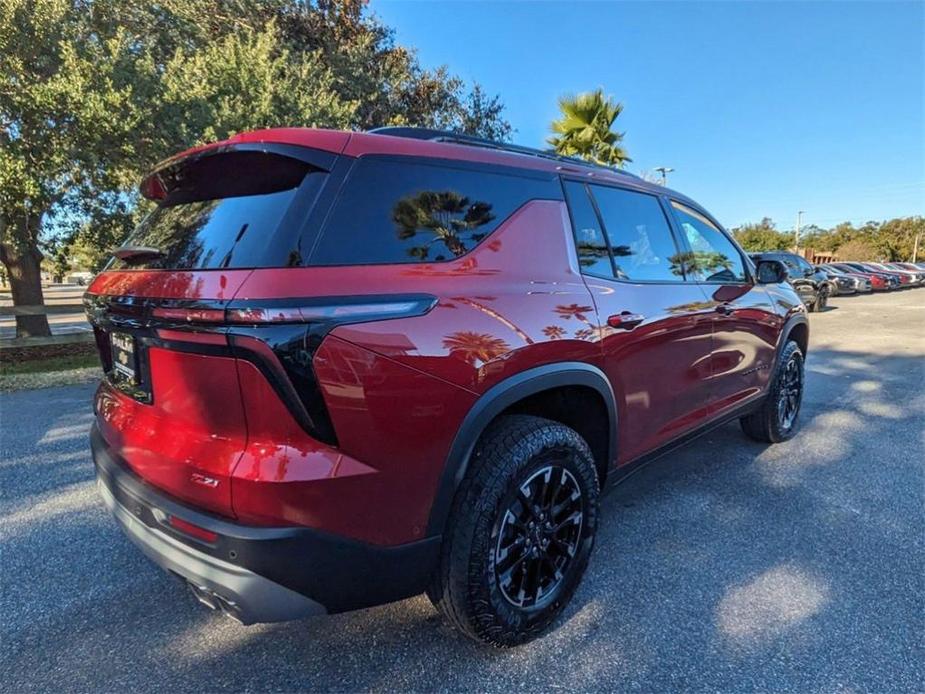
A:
92 423 440 622
97 477 324 624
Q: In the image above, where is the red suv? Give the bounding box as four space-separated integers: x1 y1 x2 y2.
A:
86 127 809 646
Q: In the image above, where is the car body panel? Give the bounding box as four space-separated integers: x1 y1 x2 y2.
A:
581 277 715 463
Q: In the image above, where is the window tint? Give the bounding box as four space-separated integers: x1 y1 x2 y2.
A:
779 255 804 276
589 185 683 281
671 202 747 283
310 159 559 265
562 181 612 277
111 152 317 270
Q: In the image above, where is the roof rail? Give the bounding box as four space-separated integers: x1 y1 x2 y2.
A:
368 126 639 178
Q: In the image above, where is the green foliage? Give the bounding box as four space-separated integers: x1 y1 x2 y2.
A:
160 21 356 145
0 0 512 326
548 89 630 168
733 216 924 261
803 217 925 260
834 238 881 261
731 218 791 252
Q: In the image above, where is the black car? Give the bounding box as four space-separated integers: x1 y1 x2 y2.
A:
751 252 828 311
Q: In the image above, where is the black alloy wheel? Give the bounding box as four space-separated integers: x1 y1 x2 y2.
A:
493 464 583 609
777 352 803 431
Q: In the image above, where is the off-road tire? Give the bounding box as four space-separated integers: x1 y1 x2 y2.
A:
427 414 600 647
740 340 805 443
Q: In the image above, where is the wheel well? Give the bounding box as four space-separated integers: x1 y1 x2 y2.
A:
496 385 611 484
787 321 809 356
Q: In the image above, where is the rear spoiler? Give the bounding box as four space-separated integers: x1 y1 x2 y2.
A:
140 135 348 201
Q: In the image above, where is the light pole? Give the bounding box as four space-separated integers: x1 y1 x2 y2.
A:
654 166 674 186
794 210 805 250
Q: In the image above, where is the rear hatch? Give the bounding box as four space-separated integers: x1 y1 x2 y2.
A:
86 144 336 517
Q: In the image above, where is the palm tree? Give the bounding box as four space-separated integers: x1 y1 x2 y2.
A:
547 89 631 168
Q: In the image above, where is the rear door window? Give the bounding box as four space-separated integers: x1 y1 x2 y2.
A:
587 184 685 282
309 158 560 265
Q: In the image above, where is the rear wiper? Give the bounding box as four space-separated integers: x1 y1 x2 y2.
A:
113 245 166 261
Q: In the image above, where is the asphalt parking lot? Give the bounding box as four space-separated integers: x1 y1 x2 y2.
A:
2 289 923 693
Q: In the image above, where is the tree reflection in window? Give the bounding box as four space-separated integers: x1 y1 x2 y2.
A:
668 250 736 282
122 201 216 269
575 242 610 269
670 201 747 283
392 191 495 261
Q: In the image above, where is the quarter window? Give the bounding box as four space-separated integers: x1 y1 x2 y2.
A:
311 158 559 265
589 185 684 282
562 181 612 277
671 202 747 283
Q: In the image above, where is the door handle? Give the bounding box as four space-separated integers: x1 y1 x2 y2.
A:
715 303 735 315
607 312 645 330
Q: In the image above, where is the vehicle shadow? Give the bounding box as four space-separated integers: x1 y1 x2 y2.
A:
2 347 924 692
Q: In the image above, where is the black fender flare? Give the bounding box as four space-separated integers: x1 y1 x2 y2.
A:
426 362 617 537
777 311 810 366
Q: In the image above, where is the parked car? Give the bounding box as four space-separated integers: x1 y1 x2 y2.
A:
816 265 861 295
66 271 94 286
856 262 914 287
821 265 873 293
85 126 809 647
834 262 901 290
880 262 925 285
891 262 925 274
751 251 828 311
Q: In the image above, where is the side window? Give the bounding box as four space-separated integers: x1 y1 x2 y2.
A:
589 185 684 282
310 158 559 265
562 181 613 277
781 256 803 275
670 202 747 283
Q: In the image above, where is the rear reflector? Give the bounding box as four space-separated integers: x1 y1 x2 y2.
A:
167 515 219 543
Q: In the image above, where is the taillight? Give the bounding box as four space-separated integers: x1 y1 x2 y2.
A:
152 307 225 322
152 296 436 326
146 295 435 447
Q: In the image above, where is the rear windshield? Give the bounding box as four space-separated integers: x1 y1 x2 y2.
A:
110 151 319 270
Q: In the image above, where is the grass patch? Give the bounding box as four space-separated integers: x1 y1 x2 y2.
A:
0 352 100 375
0 352 101 391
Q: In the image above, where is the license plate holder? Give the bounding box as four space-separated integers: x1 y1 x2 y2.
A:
110 332 137 383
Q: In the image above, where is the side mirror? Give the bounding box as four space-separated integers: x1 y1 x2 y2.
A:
756 259 788 284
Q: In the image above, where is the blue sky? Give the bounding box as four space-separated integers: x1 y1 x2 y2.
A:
371 0 924 231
